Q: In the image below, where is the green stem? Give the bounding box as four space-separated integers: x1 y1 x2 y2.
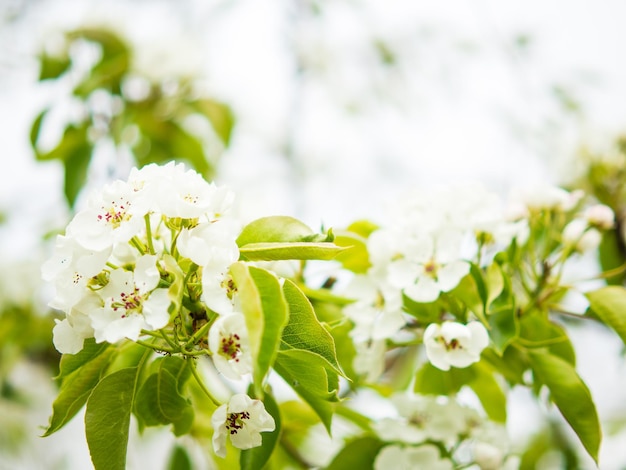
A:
136 339 175 354
130 236 146 255
184 316 215 350
189 359 220 406
144 214 156 255
335 404 374 432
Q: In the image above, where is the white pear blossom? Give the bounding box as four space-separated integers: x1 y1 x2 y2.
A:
584 203 614 229
42 234 110 311
423 321 489 371
387 230 470 303
52 292 101 354
374 444 453 470
562 219 602 253
208 313 252 380
508 185 585 221
66 179 151 251
342 272 405 342
353 339 386 383
91 255 170 343
156 162 230 219
375 394 480 446
177 220 240 269
211 393 276 458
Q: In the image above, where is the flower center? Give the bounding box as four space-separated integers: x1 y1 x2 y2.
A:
437 336 463 351
220 333 242 361
97 197 132 228
183 193 199 205
111 287 144 318
423 258 439 278
226 411 250 435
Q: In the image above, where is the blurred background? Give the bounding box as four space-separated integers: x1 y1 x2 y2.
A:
2 0 626 468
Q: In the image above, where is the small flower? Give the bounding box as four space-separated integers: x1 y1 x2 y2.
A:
341 272 405 342
375 394 480 446
177 220 239 269
42 235 111 311
423 321 489 371
66 180 150 251
374 444 453 470
211 393 276 458
584 204 614 230
387 230 470 303
52 292 101 354
91 255 170 343
562 219 601 253
208 313 252 380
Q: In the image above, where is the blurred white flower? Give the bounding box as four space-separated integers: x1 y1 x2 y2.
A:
208 313 252 380
374 444 453 470
584 203 614 230
211 393 275 458
423 321 489 371
342 271 405 342
353 339 386 383
562 219 601 253
375 394 481 446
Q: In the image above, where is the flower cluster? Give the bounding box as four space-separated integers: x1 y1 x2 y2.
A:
43 162 275 457
43 162 238 354
373 393 518 470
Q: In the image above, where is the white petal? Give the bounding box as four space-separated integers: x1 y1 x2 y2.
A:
143 289 171 330
437 261 469 292
405 277 440 303
134 254 160 292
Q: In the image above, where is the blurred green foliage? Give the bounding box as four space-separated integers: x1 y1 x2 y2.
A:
30 27 235 208
569 137 626 285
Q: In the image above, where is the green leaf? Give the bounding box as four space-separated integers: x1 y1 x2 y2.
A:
230 263 289 397
236 216 317 246
85 367 142 470
240 392 281 470
450 272 486 324
29 109 48 150
528 351 601 464
414 362 475 395
332 230 371 274
345 219 379 238
239 242 345 261
481 346 527 386
43 347 115 436
64 137 93 207
466 363 507 423
598 229 626 285
57 338 110 379
167 445 192 470
68 28 130 96
485 262 505 307
282 279 342 374
38 52 71 80
274 349 339 433
192 98 235 145
134 361 194 436
519 314 576 365
586 286 626 346
487 306 518 355
325 436 385 470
